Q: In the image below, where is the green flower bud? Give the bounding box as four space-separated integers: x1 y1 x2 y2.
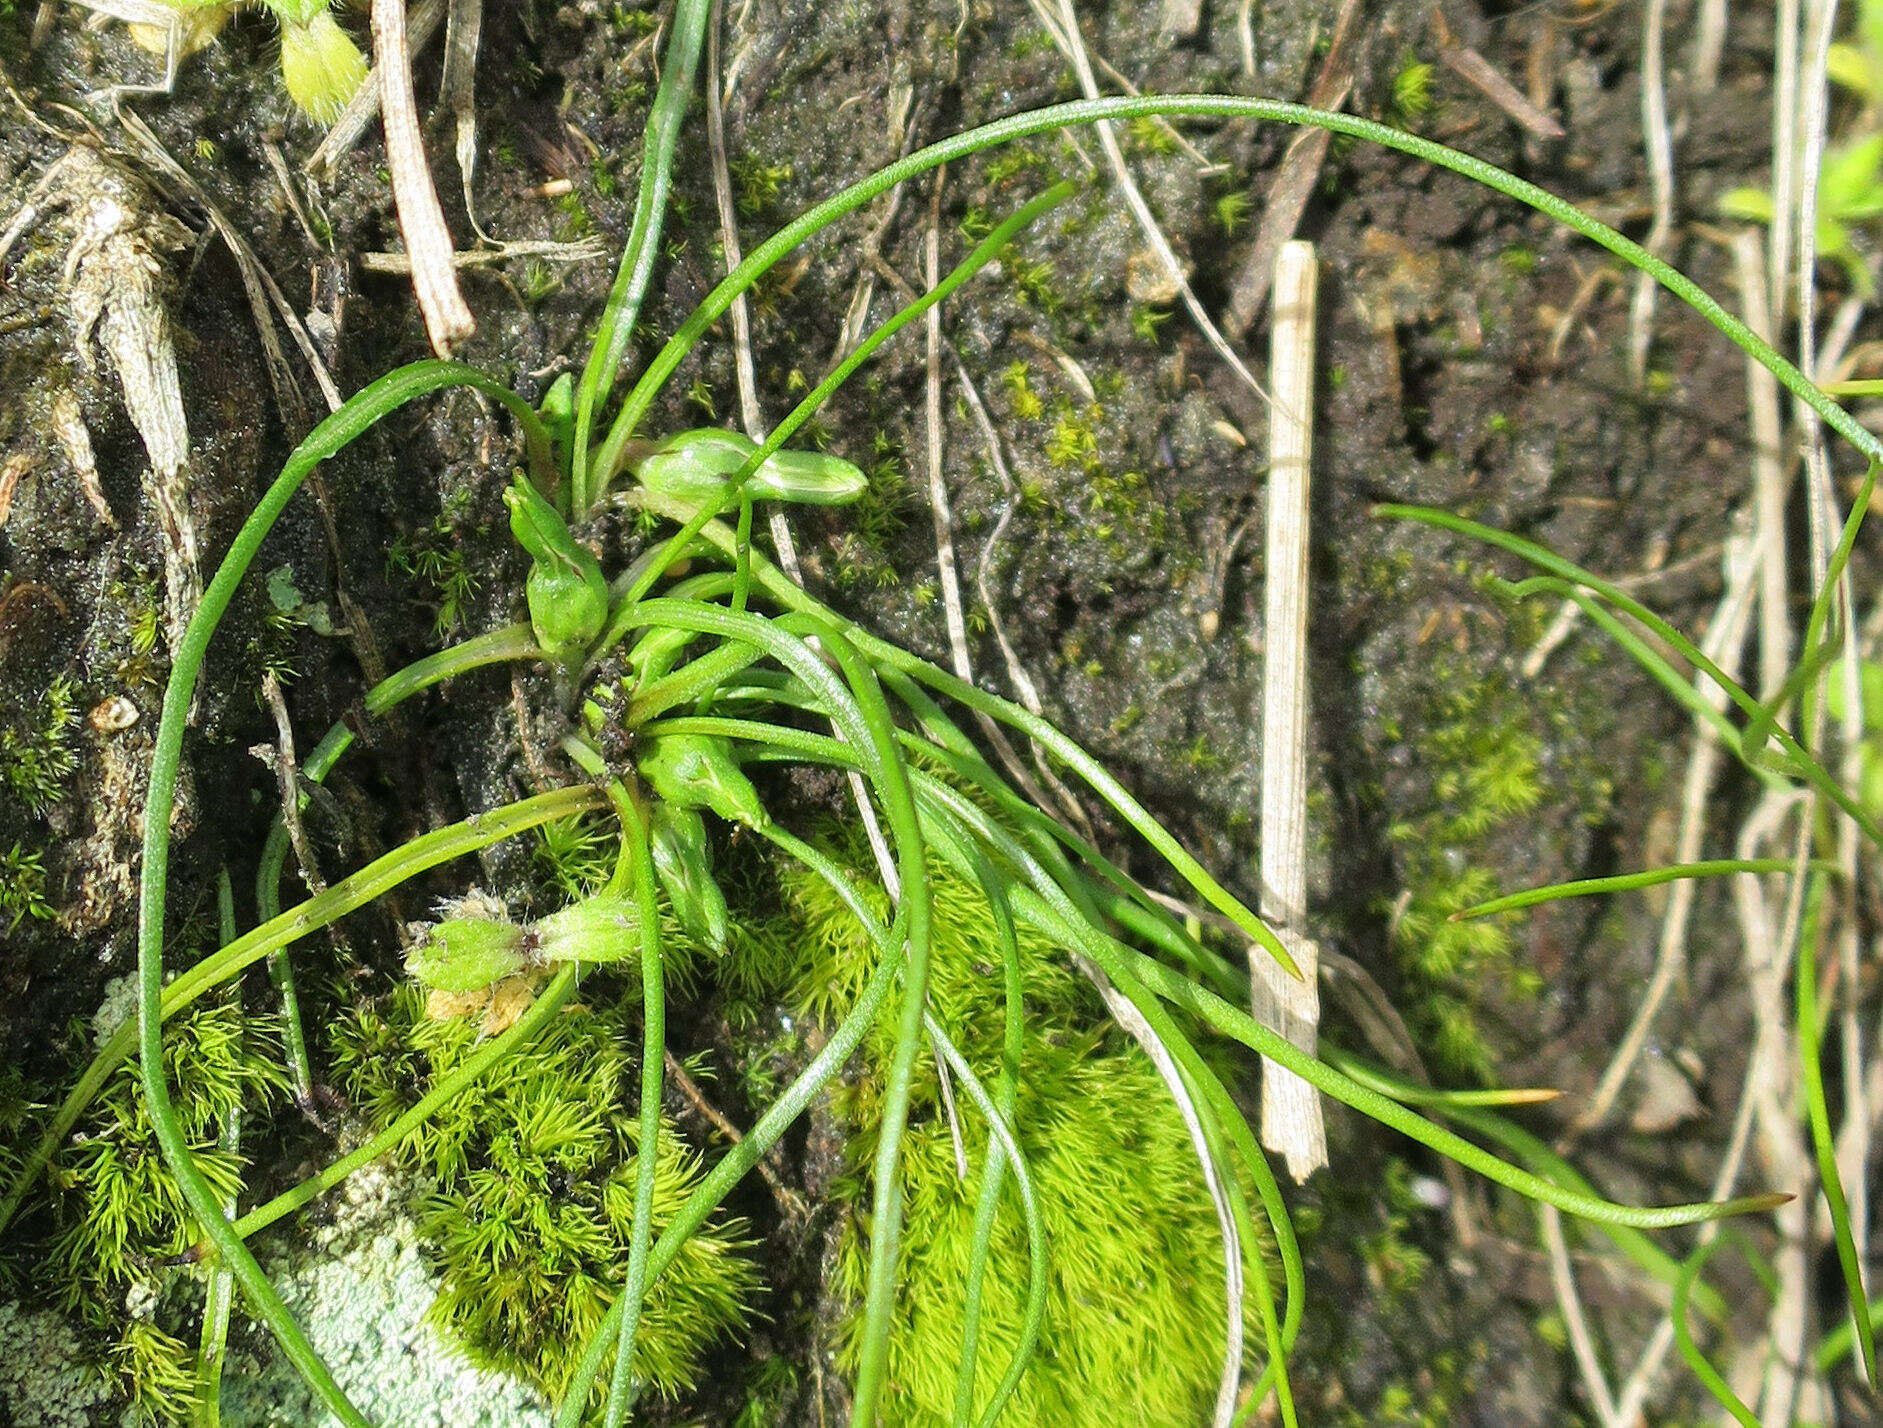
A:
534 894 642 965
638 733 769 829
635 428 868 508
406 913 527 994
651 804 730 952
278 9 368 126
525 563 607 665
505 477 609 664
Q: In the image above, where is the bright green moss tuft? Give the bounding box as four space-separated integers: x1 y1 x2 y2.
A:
0 673 77 817
18 997 289 1425
45 1000 286 1316
0 842 53 931
747 831 1270 1425
831 1033 1265 1425
534 813 622 900
329 987 758 1412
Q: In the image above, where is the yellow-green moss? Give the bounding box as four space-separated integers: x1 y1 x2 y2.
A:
23 997 289 1425
329 987 758 1413
750 830 1270 1425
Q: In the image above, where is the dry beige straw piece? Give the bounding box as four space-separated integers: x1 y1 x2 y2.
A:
1253 240 1327 1182
373 0 473 356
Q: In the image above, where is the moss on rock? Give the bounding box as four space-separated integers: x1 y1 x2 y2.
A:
746 831 1272 1425
330 987 759 1415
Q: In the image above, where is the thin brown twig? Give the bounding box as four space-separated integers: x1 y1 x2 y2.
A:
439 0 487 242
853 245 1097 838
1222 0 1359 339
1626 0 1674 384
1542 1204 1622 1427
260 673 328 901
1041 0 1267 403
1433 7 1566 141
1742 807 1822 1420
664 1049 808 1220
358 238 605 274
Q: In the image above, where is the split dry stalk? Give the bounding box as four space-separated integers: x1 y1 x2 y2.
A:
372 0 473 355
1252 240 1325 1182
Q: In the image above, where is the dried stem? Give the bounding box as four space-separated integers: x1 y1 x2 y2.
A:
372 0 473 356
1253 240 1325 1182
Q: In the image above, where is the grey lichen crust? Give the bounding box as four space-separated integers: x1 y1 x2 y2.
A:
216 1166 551 1428
0 1299 116 1428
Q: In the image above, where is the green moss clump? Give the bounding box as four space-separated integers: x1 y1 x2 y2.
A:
329 987 758 1413
1380 592 1616 1078
0 841 53 930
0 672 77 817
752 831 1268 1426
1386 661 1546 1077
533 813 619 900
27 998 288 1425
386 517 478 639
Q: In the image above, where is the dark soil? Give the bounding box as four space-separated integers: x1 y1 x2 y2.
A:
0 0 1825 1422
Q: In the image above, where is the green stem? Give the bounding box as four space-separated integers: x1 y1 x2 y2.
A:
1123 949 1788 1230
774 814 1048 1428
1798 872 1876 1383
946 849 1027 1428
1794 462 1877 744
570 0 711 514
722 181 1078 493
1453 859 1816 920
192 870 241 1428
364 622 544 714
923 1012 1047 1428
798 623 934 1428
1209 1072 1301 1427
602 786 666 1428
1673 1237 1763 1428
1322 1048 1726 1323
